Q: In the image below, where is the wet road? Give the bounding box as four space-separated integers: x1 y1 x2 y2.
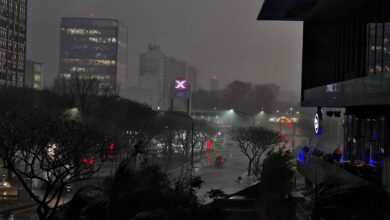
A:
196 141 249 198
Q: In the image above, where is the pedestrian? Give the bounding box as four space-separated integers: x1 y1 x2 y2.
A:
332 146 342 162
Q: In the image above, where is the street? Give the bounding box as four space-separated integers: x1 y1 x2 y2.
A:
196 141 249 198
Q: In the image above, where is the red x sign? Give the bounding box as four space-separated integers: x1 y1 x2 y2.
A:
174 78 188 91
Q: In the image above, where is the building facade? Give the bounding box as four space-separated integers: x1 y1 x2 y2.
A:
25 60 43 90
0 0 27 87
187 65 198 92
259 0 390 192
138 44 166 109
138 44 197 111
59 17 128 92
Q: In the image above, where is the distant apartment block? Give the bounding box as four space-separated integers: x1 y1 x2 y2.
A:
187 66 198 91
25 60 43 90
138 44 166 109
137 44 198 110
0 0 27 87
59 17 128 92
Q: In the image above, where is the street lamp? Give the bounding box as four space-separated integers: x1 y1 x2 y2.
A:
158 111 195 178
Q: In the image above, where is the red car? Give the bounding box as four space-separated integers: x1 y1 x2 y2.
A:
215 155 225 167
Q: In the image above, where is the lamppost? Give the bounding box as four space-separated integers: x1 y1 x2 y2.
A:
158 111 195 178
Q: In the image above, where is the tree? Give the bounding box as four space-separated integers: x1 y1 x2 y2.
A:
191 80 279 113
61 161 225 220
231 127 281 176
259 150 294 199
0 111 110 220
223 80 253 113
53 76 117 111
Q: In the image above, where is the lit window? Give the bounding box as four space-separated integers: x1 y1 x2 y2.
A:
70 67 86 72
34 74 41 81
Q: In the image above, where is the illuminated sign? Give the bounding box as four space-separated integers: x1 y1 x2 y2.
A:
314 113 323 135
326 83 340 93
174 78 188 91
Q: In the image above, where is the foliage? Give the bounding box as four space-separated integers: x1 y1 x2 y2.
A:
192 80 278 113
0 88 219 219
207 189 227 199
53 76 117 111
311 178 388 220
0 111 109 220
259 150 294 199
231 126 281 176
0 88 113 220
62 161 225 220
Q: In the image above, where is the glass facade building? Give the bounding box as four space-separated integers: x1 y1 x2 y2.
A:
0 0 27 87
59 18 128 92
259 0 390 191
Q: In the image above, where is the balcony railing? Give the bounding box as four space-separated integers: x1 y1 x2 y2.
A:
297 155 375 186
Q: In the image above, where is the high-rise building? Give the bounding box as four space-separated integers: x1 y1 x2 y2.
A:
187 66 198 92
210 76 219 91
0 0 27 87
59 17 128 92
138 43 166 109
163 57 187 110
259 0 390 193
25 60 43 90
137 44 198 111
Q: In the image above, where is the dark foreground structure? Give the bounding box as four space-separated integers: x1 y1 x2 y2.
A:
259 0 390 192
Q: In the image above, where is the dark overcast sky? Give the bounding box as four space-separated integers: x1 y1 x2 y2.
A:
27 0 303 94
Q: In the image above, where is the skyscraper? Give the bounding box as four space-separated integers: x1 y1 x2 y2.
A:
137 44 198 111
138 43 165 109
0 0 27 87
59 17 128 92
25 60 43 90
187 66 198 92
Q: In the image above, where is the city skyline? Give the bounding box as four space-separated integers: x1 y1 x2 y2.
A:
27 0 302 98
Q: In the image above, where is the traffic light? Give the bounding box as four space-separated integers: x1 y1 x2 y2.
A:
206 139 213 150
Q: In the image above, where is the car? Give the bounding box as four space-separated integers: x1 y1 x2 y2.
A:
215 155 225 167
0 180 11 189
